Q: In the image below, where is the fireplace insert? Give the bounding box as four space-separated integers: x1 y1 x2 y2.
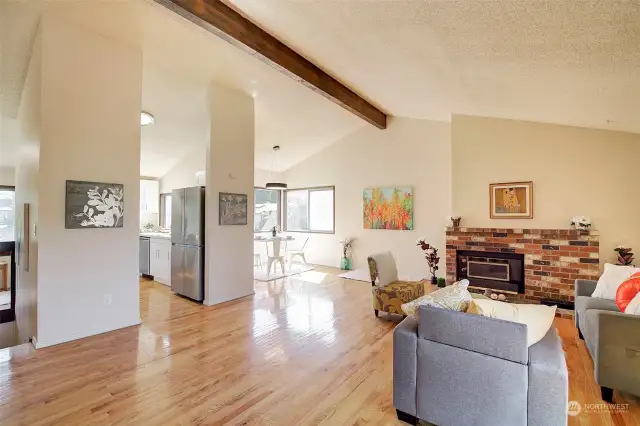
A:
456 250 525 294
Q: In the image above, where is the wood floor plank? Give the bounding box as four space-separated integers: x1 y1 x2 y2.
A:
0 266 637 425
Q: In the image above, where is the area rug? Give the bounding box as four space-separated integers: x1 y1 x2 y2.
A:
254 264 315 282
338 268 370 282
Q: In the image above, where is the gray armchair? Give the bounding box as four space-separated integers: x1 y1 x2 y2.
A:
394 305 568 425
575 279 640 402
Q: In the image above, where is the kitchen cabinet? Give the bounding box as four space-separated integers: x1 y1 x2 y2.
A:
149 238 171 285
140 180 159 214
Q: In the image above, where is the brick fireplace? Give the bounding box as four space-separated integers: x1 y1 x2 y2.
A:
445 227 600 315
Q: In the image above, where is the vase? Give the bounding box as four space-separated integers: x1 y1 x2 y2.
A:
272 229 277 237
451 218 461 228
340 257 351 270
430 276 437 285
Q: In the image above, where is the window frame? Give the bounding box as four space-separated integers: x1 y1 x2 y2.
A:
253 187 282 234
0 185 16 242
284 186 335 234
159 193 171 228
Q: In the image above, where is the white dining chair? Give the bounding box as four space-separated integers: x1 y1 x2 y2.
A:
287 237 309 267
265 238 286 275
253 253 263 270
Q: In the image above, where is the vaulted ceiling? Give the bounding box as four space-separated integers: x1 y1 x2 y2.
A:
231 0 640 133
2 0 639 176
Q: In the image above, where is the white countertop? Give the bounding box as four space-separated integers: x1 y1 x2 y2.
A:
140 232 171 240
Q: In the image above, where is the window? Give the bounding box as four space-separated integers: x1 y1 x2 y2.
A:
285 187 334 233
0 187 15 242
254 188 281 233
160 194 172 228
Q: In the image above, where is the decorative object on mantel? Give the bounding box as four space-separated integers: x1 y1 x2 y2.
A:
363 187 413 230
417 238 440 284
483 289 507 301
436 277 446 288
449 216 461 228
614 245 635 266
489 181 533 219
65 180 124 229
339 237 355 270
219 192 248 225
570 215 591 231
270 225 280 237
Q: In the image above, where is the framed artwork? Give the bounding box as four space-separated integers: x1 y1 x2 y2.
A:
363 187 413 230
65 180 124 229
219 192 248 225
489 181 533 219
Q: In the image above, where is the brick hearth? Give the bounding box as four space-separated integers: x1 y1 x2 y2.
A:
445 227 600 309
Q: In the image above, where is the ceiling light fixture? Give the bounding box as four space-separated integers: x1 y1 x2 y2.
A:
265 145 287 189
141 111 155 126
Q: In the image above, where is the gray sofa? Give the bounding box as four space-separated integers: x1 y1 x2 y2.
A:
575 279 640 402
393 305 568 426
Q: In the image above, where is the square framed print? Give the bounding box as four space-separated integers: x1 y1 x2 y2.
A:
65 180 124 229
219 192 248 225
489 181 533 219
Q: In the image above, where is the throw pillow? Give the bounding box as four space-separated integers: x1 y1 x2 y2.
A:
625 293 640 315
401 279 472 320
615 276 640 312
474 299 557 347
465 300 484 315
592 263 640 300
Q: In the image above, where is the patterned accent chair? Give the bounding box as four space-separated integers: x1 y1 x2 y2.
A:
368 252 425 317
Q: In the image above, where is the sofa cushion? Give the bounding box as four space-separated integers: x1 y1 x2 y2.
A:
575 296 619 333
527 327 569 426
592 263 640 300
474 299 557 347
626 293 640 315
401 279 472 320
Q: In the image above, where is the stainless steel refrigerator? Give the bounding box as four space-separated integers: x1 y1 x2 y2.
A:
171 186 205 301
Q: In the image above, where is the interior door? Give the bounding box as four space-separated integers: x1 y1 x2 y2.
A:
170 244 184 295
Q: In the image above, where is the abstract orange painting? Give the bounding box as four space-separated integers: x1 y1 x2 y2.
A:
363 187 413 230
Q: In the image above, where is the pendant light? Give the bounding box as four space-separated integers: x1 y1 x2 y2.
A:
265 145 287 189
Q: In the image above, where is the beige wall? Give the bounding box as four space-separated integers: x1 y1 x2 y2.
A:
284 117 451 279
452 114 640 266
0 167 15 186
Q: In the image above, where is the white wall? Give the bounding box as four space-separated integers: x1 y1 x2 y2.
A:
452 114 640 266
34 16 142 347
160 145 281 194
0 167 15 186
284 117 451 279
205 84 255 305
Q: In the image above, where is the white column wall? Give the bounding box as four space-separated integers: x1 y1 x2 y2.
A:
204 84 255 305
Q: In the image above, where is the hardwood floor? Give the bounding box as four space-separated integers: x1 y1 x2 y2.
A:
0 266 638 425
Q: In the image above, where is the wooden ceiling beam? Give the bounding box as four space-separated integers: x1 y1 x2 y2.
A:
154 0 387 129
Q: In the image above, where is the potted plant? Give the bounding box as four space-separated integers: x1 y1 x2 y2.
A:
449 216 461 228
436 277 446 288
570 216 591 231
615 246 635 266
417 239 440 284
340 238 355 270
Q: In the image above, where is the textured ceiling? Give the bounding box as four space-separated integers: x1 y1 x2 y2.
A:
230 0 640 133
